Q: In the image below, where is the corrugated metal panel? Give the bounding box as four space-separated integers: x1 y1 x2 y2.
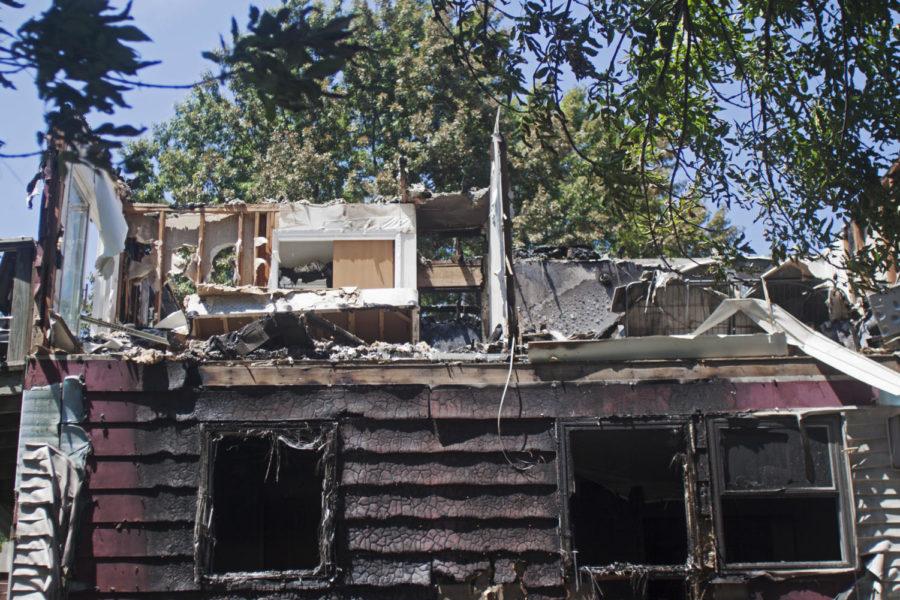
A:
847 408 900 598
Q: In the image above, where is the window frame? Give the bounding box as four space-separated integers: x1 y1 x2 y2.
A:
557 418 698 580
194 422 337 587
708 415 857 572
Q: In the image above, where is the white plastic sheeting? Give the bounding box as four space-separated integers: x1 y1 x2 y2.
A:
277 201 415 233
692 298 900 397
8 444 82 600
67 162 127 325
70 162 126 261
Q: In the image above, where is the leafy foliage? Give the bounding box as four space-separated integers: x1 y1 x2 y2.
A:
511 88 740 257
123 0 515 204
1 0 154 158
0 0 361 166
436 0 899 277
205 4 362 117
209 246 238 285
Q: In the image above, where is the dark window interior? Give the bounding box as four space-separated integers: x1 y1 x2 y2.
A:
589 579 687 600
716 419 845 565
720 425 832 490
722 496 842 563
211 436 323 573
570 427 688 566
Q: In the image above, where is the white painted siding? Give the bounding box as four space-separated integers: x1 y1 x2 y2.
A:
846 407 900 598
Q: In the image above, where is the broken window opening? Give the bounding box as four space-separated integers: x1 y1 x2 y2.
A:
710 416 853 568
276 240 333 290
418 231 485 262
197 424 336 581
581 578 688 600
208 245 238 286
567 425 690 568
420 290 483 350
168 245 197 308
55 185 101 334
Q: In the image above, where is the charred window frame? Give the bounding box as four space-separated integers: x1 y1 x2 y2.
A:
558 419 698 596
195 422 337 586
708 415 856 571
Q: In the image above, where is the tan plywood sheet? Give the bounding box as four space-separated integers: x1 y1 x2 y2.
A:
333 240 394 289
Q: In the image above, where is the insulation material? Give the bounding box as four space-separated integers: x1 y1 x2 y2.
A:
692 298 900 396
126 213 158 245
185 286 418 317
8 444 82 600
278 201 415 233
165 212 232 231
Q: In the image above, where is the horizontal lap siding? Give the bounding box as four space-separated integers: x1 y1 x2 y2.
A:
78 391 565 598
846 408 900 596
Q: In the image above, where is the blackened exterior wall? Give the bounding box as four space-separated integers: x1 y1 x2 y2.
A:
18 357 887 599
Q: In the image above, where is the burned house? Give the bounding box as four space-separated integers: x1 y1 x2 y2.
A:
5 129 900 600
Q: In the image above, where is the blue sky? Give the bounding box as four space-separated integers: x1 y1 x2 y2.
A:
0 0 768 252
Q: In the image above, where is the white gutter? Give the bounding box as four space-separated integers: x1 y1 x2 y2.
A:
691 298 900 397
528 333 788 363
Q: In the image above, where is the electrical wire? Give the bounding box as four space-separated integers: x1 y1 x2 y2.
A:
497 340 538 472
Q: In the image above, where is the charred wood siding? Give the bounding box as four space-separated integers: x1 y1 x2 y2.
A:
73 388 564 598
48 366 878 600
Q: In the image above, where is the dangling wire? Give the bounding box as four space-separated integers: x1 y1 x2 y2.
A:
497 341 538 472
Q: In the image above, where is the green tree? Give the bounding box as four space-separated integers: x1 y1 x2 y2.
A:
124 0 514 204
511 88 740 257
123 0 739 259
437 0 898 277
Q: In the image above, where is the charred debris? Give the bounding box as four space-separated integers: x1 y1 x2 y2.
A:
28 150 900 365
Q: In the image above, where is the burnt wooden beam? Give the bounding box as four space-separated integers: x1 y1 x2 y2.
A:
306 311 365 346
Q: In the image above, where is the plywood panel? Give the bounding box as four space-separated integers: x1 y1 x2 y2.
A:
333 240 394 289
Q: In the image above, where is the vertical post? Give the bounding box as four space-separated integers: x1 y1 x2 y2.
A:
34 146 64 346
236 211 245 285
7 243 35 366
196 208 206 285
398 156 409 203
486 109 518 344
155 211 166 320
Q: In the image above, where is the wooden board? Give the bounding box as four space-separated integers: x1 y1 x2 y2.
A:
333 240 394 289
418 261 482 289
